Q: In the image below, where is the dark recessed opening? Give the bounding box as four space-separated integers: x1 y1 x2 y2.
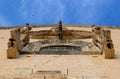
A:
107 40 110 42
107 43 113 49
96 28 100 30
106 40 112 42
39 45 82 54
11 42 14 47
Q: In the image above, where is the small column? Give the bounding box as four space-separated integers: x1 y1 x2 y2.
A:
58 20 63 40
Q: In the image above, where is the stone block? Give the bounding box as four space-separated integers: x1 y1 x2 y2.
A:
7 39 19 58
7 48 19 58
32 71 67 79
103 41 115 59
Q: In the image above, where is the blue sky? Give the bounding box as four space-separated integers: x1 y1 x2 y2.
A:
0 0 120 26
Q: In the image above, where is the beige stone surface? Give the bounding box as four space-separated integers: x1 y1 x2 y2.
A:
0 27 120 79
